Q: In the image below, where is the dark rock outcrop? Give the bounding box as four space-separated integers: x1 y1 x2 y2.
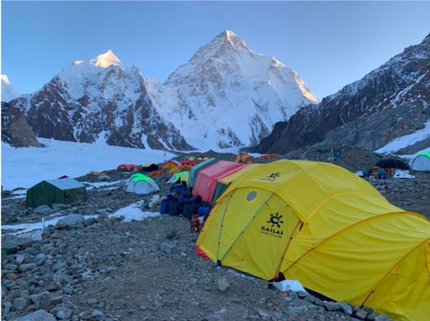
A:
1 102 44 148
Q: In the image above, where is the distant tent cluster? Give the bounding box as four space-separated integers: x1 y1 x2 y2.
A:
119 156 217 196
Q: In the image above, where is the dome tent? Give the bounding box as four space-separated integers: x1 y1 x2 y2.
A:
374 158 409 169
125 173 159 195
410 152 430 171
197 160 430 321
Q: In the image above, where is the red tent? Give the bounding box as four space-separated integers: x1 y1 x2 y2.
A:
192 160 246 202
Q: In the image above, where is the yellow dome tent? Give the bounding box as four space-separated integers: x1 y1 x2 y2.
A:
197 160 430 321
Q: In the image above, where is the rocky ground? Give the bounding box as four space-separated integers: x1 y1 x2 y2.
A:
1 144 429 321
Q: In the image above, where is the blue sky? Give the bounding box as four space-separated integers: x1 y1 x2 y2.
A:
2 1 430 99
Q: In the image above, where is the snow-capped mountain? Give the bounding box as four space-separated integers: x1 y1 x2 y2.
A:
7 30 318 151
1 75 22 102
157 30 319 149
10 50 193 150
255 32 430 155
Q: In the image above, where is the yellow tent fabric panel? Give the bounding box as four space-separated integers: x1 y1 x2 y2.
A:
282 212 430 321
284 194 406 263
199 188 300 280
220 160 385 223
197 160 430 321
364 241 430 321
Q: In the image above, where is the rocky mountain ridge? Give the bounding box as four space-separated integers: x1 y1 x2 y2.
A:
9 60 192 151
254 33 430 155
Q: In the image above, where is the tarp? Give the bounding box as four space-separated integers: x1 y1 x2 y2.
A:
393 169 415 179
187 158 217 188
125 173 159 194
410 152 430 171
197 160 430 321
26 177 88 208
192 160 247 202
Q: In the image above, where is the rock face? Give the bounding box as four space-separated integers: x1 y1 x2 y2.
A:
1 102 44 148
254 33 430 155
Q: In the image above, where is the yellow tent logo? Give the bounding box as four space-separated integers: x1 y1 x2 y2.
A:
260 172 280 181
266 212 284 228
261 212 284 238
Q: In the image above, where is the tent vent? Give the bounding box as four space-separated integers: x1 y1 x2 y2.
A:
246 191 257 202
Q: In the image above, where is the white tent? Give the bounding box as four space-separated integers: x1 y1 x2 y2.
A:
410 152 430 171
125 173 160 194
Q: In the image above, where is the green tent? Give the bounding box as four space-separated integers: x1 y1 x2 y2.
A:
125 173 160 194
26 178 88 208
411 152 430 171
